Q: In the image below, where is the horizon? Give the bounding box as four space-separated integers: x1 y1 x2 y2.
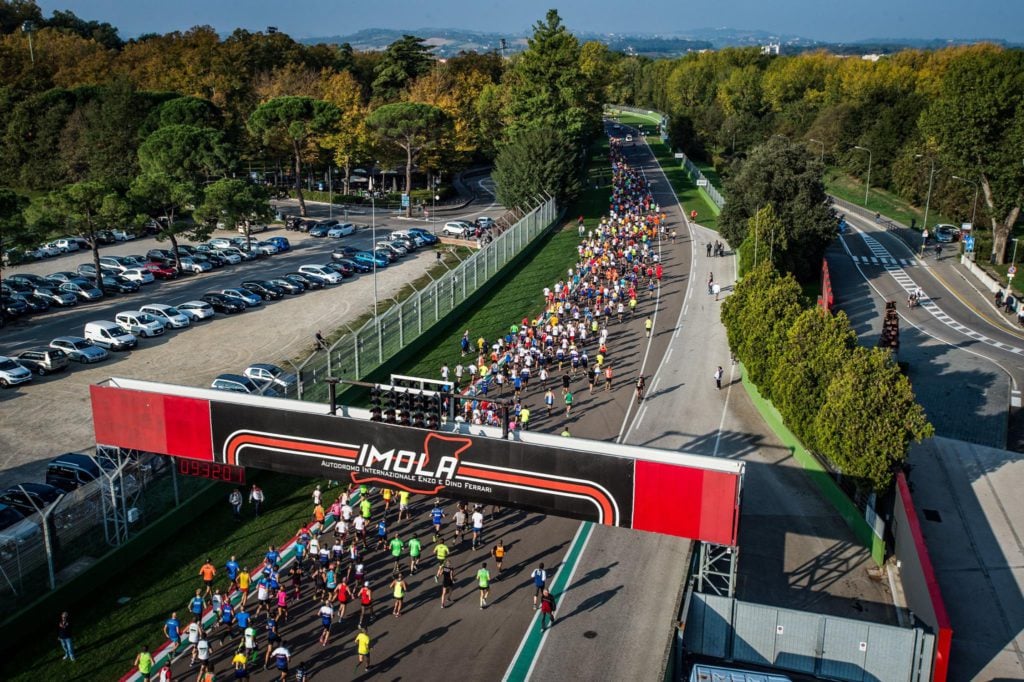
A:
35 1 1024 44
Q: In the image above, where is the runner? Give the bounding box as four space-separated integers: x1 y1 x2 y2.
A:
237 566 250 608
390 573 409 617
194 632 210 677
186 618 203 667
433 539 451 582
476 563 491 608
453 505 467 544
163 611 181 653
225 554 240 593
336 577 352 619
429 501 445 541
353 627 372 673
358 582 374 626
388 533 404 573
397 489 412 523
134 645 154 682
440 560 456 608
317 600 334 646
540 589 558 629
471 505 485 550
199 558 216 598
531 563 547 609
491 539 507 577
408 536 422 574
269 640 290 681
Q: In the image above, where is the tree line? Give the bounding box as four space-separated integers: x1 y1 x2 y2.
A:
722 262 933 494
0 4 613 277
621 45 1024 262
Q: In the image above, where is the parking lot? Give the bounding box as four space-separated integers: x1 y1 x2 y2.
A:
0 198 502 491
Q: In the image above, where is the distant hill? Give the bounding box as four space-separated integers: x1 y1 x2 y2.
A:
301 26 1018 58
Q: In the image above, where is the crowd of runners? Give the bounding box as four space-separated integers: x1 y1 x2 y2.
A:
439 137 668 432
125 134 667 682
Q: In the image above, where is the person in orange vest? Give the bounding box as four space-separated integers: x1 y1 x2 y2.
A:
690 209 698 221
604 365 614 391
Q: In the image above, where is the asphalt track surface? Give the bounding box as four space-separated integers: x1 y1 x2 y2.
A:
163 133 695 681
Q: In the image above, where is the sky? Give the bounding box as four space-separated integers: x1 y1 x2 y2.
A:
36 0 1024 42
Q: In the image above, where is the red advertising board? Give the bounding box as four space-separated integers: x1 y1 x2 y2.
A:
92 379 742 545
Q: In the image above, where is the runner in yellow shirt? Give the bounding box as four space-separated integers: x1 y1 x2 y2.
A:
397 490 411 523
354 627 372 672
237 567 250 608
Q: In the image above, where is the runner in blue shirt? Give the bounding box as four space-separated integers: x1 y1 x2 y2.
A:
225 555 240 591
375 519 388 550
189 589 205 619
430 503 446 542
265 545 280 566
163 612 181 651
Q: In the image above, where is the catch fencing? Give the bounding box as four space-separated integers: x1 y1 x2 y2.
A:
290 196 560 400
0 449 207 612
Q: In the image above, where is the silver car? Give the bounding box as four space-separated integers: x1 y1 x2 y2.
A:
50 336 110 364
0 356 32 387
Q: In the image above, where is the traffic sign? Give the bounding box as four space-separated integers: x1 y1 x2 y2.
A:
1009 265 1017 276
697 179 708 187
673 152 684 159
401 193 410 208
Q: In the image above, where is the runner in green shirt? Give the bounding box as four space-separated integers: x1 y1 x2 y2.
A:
388 534 404 572
564 390 574 417
476 562 491 608
134 646 154 681
407 537 422 574
360 497 372 520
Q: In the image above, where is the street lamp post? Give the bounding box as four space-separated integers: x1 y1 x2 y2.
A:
951 175 979 228
853 146 872 207
371 193 377 318
808 138 825 164
915 154 937 234
22 21 34 66
328 167 333 220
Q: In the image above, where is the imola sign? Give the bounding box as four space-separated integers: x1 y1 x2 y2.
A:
91 378 744 545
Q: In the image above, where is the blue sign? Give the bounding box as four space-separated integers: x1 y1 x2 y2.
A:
964 235 975 252
401 193 410 208
838 218 847 234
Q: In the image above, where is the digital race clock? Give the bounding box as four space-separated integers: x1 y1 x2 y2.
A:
175 458 246 484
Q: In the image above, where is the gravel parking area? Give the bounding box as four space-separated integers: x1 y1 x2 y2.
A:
0 222 444 490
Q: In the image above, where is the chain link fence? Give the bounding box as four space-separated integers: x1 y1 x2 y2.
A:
0 449 207 611
290 196 560 402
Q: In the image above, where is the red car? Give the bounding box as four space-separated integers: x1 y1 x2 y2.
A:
143 261 179 280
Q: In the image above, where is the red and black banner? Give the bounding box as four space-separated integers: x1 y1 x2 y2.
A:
91 383 741 544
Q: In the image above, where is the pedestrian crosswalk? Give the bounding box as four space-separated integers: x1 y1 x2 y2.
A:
849 254 915 267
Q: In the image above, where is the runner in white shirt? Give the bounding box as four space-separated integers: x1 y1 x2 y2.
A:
341 503 353 522
187 620 202 666
471 508 485 550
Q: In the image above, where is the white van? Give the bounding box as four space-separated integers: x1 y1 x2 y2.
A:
114 311 165 338
84 321 138 351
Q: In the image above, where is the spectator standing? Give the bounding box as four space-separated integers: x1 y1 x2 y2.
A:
249 484 265 517
57 611 75 662
714 366 724 390
229 488 243 520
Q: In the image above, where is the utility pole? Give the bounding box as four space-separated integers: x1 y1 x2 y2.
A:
853 146 872 207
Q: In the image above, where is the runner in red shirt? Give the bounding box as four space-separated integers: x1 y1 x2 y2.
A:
336 579 352 619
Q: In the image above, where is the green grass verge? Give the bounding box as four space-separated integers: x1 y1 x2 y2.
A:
4 137 614 682
644 137 720 231
825 168 955 229
6 474 323 681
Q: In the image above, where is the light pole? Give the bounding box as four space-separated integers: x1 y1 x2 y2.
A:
371 192 377 318
22 21 34 66
328 167 333 220
951 175 979 228
808 138 825 164
853 146 872 207
915 154 937 234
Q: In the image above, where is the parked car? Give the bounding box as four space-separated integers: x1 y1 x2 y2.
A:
114 311 166 337
0 503 35 545
336 257 371 273
374 248 398 263
36 243 61 258
9 273 51 289
223 245 257 262
46 271 79 285
443 221 472 237
243 363 298 392
476 216 496 229
77 263 118 278
121 268 156 285
2 279 33 296
16 346 70 375
352 251 389 268
241 280 284 300
208 237 233 249
176 300 216 321
308 224 330 238
0 483 63 515
266 236 291 252
33 287 78 307
111 229 135 241
45 453 115 492
267 277 304 295
194 252 225 268
50 336 110 364
140 303 191 329
331 244 359 259
220 287 262 307
327 222 356 238
147 248 176 263
210 373 280 396
391 230 426 248
323 261 354 278
98 256 131 273
83 320 138 350
284 273 322 290
407 228 439 245
212 249 242 265
238 223 268 234
51 238 80 253
200 292 245 314
297 264 342 284
143 262 179 280
376 241 408 258
100 275 141 295
934 224 961 243
59 280 104 301
251 241 279 256
1 295 29 318
13 293 50 313
174 244 196 257
178 256 212 274
0 355 32 387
